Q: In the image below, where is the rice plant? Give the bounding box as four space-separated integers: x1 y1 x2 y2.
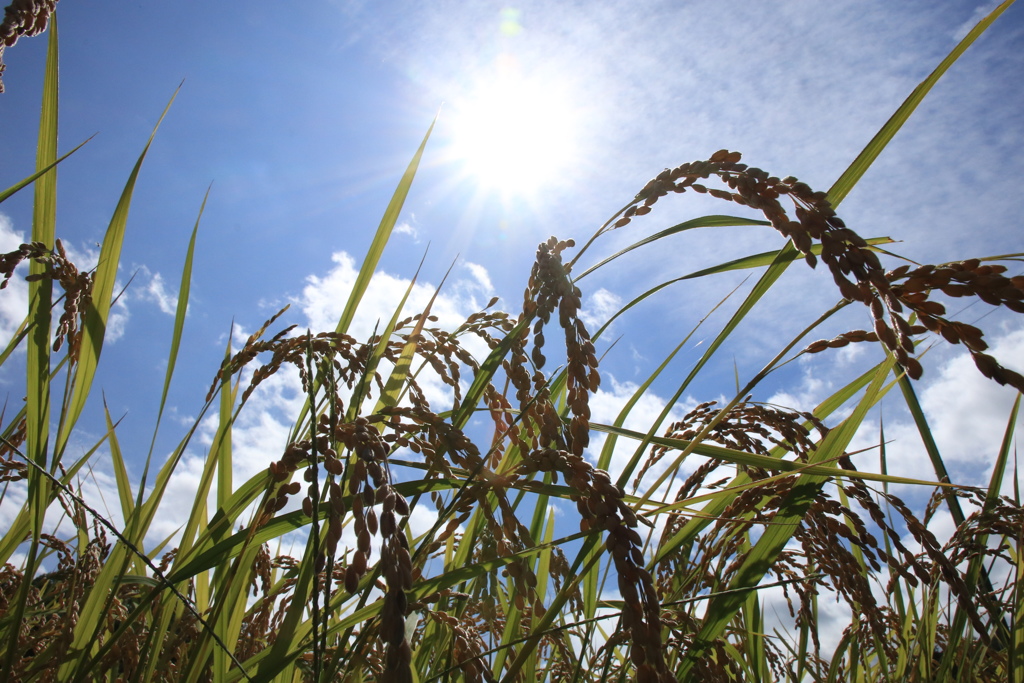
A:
0 2 1022 682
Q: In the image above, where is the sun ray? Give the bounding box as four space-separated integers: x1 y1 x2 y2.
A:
448 70 580 199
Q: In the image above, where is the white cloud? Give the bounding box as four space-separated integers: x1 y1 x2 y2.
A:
580 287 622 332
918 325 1024 468
298 250 498 364
304 252 452 338
135 266 180 316
843 323 1024 494
106 297 130 344
0 213 29 351
766 367 830 415
394 221 419 239
0 478 28 538
759 579 852 659
0 213 24 252
462 261 493 293
56 239 100 274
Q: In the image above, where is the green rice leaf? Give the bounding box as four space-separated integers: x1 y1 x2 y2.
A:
103 400 134 534
371 255 448 415
4 20 59 679
576 215 770 280
56 85 181 457
143 187 207 483
589 421 951 488
0 136 91 205
333 116 436 337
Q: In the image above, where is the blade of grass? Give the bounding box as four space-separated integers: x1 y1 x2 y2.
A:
1012 516 1024 683
372 255 451 414
103 399 137 562
522 506 557 680
334 116 436 337
285 120 436 444
741 542 767 683
896 373 969 518
593 276 744 485
55 84 181 457
575 215 770 280
0 315 32 368
0 136 92 205
142 187 207 485
3 20 59 680
589 237 891 344
177 343 243 683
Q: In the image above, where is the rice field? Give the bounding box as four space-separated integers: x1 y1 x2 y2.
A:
0 2 1022 681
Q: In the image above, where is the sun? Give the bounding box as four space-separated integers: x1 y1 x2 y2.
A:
448 73 580 198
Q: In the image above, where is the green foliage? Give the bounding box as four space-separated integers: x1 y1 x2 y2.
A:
0 4 1022 682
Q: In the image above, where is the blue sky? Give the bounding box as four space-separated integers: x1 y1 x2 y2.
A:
1 2 1023 637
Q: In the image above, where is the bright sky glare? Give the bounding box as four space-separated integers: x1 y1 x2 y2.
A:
447 72 579 197
438 7 583 200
